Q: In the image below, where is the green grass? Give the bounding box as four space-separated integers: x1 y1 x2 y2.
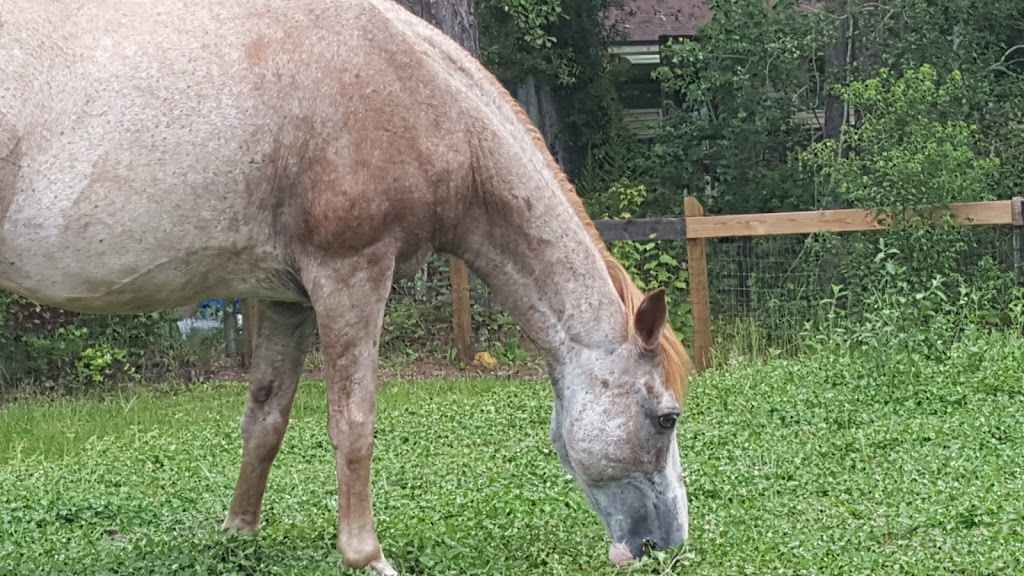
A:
2 332 1024 575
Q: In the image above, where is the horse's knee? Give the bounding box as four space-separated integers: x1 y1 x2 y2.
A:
241 383 288 447
249 377 274 405
240 377 284 440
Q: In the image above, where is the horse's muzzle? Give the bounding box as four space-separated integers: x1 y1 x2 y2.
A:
583 473 688 565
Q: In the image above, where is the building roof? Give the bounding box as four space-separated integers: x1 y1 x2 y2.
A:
604 0 826 44
603 0 713 43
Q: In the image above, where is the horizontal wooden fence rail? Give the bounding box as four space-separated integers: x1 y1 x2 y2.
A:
594 218 686 241
590 200 1016 242
684 200 1015 240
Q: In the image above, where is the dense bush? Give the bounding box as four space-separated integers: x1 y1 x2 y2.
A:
0 292 223 395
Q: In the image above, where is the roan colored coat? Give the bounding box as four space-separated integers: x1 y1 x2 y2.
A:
0 1 693 572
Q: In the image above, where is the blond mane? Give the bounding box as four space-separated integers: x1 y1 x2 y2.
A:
495 91 693 402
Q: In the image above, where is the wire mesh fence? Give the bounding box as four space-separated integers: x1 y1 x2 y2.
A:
382 256 524 359
703 224 1018 358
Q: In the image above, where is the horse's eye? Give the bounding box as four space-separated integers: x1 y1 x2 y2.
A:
658 413 678 430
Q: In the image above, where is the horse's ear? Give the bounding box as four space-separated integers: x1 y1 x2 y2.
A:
634 287 667 351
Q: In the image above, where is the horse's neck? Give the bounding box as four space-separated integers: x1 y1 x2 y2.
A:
356 4 627 364
451 138 627 366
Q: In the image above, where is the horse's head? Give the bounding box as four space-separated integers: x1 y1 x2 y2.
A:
548 286 689 566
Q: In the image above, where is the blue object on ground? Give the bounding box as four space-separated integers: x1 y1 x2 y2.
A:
178 297 244 338
197 297 242 319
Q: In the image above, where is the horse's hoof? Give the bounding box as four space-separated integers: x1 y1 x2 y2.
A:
221 516 259 534
368 557 398 576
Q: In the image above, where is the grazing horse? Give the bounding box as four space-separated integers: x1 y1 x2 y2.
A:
0 0 693 572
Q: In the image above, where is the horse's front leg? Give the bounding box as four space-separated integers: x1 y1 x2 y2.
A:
303 249 397 576
224 300 316 532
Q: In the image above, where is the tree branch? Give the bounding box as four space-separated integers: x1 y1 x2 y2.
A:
988 45 1024 77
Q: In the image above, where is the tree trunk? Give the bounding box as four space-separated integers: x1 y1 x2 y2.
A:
538 84 566 167
423 0 480 57
401 0 479 57
515 76 541 129
822 0 856 207
515 76 566 167
823 7 850 143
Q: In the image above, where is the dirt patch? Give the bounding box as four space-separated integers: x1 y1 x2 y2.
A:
4 301 82 334
385 357 547 382
302 356 548 383
0 356 547 407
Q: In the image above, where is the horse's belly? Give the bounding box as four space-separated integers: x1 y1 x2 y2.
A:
0 225 298 314
0 101 295 312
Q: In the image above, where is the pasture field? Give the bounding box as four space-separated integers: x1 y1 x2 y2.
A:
1 333 1023 575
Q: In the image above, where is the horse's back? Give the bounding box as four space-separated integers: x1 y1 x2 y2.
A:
0 0 478 313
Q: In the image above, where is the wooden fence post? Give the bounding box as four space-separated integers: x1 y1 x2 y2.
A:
241 298 260 369
223 300 239 363
1013 197 1024 283
449 257 474 364
684 196 712 372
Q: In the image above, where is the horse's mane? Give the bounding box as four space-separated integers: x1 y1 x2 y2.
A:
495 91 693 402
